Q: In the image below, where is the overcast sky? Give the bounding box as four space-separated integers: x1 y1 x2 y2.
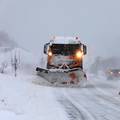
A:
0 0 120 58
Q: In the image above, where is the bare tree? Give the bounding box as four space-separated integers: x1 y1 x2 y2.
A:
11 50 20 77
0 61 8 73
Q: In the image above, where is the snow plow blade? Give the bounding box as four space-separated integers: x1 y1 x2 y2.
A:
36 67 87 87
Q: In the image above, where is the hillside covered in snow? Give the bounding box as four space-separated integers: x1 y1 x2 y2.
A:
0 31 38 75
0 31 17 52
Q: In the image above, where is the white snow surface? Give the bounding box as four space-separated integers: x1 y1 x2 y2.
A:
0 74 68 120
0 71 120 120
0 48 120 120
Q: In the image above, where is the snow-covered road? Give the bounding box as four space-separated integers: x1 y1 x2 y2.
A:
0 73 120 120
55 75 120 120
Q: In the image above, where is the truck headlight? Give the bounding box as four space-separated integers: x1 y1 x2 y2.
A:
110 71 113 74
76 51 83 58
48 51 52 56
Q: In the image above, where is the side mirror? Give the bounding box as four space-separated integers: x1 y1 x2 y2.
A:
44 43 49 54
83 45 87 55
81 44 87 55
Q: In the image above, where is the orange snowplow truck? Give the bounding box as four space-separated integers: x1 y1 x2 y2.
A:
36 36 87 86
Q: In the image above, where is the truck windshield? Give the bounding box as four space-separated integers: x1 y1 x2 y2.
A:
50 44 80 55
110 69 120 73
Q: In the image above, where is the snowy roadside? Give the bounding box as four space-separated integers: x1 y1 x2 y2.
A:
0 74 68 120
87 73 120 100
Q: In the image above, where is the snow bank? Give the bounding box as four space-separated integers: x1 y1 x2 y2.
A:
0 110 17 120
0 74 68 120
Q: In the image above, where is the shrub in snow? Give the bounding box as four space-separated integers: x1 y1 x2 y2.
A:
0 61 8 73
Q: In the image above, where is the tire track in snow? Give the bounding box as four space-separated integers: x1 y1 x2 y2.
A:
82 88 120 119
57 90 96 120
58 98 86 120
88 80 120 111
84 88 120 113
64 85 120 120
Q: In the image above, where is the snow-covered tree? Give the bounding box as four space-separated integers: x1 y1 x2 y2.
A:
11 50 20 77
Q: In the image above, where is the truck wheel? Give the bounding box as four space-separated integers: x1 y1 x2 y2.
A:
47 63 51 69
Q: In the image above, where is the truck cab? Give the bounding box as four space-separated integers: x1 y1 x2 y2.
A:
44 36 87 70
